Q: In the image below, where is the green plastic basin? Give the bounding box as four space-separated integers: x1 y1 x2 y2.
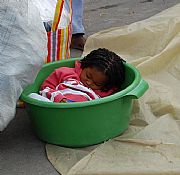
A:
21 57 148 147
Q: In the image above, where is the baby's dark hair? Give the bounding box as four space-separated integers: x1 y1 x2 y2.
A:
80 48 126 91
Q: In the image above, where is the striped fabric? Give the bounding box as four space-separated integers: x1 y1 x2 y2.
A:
46 0 72 63
39 79 101 102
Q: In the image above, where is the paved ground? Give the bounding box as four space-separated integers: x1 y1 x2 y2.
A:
1 0 180 174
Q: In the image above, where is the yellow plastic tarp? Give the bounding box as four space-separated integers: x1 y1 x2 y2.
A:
46 4 180 175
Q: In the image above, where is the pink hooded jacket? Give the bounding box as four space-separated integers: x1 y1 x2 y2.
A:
40 61 115 102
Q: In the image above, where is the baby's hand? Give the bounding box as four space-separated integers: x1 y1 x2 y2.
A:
60 98 67 103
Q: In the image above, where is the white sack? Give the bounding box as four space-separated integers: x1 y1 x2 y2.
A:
0 0 47 131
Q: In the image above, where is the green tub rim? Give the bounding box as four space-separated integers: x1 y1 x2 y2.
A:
20 58 148 108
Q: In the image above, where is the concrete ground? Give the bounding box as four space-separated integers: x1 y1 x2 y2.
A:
1 0 180 174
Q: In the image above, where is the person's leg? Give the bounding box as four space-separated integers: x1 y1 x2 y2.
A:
71 0 86 51
72 0 84 34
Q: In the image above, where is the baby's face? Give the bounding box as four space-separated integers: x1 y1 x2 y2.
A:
80 67 107 90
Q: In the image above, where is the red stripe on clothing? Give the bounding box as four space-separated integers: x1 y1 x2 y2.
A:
57 29 61 60
47 32 51 63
